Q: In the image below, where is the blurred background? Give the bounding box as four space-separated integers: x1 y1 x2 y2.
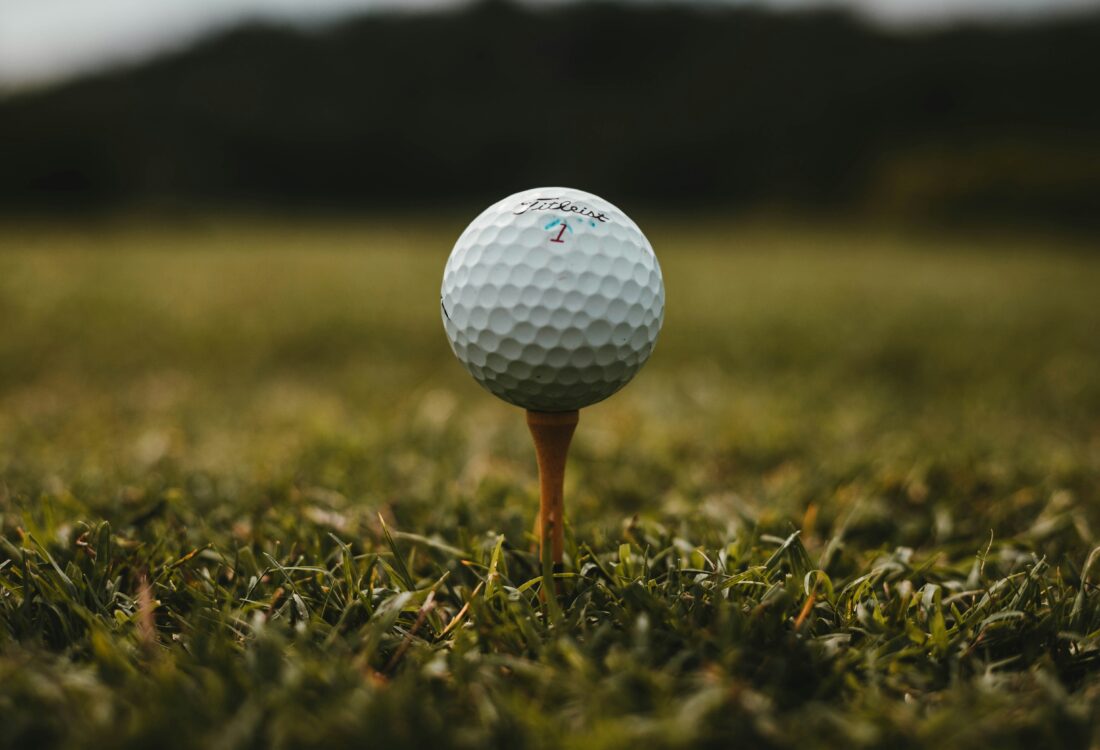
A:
2 0 1099 227
1 0 1099 557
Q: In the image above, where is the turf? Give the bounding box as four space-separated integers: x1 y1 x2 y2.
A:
1 219 1099 749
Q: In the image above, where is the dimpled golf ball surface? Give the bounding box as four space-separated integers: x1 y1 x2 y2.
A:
441 187 664 412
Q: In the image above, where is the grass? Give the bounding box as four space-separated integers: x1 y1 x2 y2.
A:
1 217 1099 749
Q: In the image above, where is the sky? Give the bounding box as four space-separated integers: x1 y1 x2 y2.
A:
1 0 1098 88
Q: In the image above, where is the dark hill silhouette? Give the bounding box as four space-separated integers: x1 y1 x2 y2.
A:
2 1 1098 226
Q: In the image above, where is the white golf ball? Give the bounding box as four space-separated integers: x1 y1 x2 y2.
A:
441 187 665 412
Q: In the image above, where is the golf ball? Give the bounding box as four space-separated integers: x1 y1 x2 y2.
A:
441 187 665 412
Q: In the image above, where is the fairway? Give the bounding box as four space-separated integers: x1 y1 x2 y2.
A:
2 220 1099 748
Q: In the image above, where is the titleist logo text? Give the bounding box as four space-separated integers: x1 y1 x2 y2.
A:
513 197 609 223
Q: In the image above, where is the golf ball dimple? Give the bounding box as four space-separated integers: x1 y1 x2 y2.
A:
441 187 665 412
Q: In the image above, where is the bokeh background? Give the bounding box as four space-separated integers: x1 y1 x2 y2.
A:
2 0 1099 557
2 0 1100 536
1 0 1099 227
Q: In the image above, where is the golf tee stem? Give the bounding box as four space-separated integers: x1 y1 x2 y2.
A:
526 409 579 569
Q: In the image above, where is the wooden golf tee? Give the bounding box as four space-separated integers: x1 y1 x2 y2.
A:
526 409 579 575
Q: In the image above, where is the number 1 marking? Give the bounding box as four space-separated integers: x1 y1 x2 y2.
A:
550 223 567 243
